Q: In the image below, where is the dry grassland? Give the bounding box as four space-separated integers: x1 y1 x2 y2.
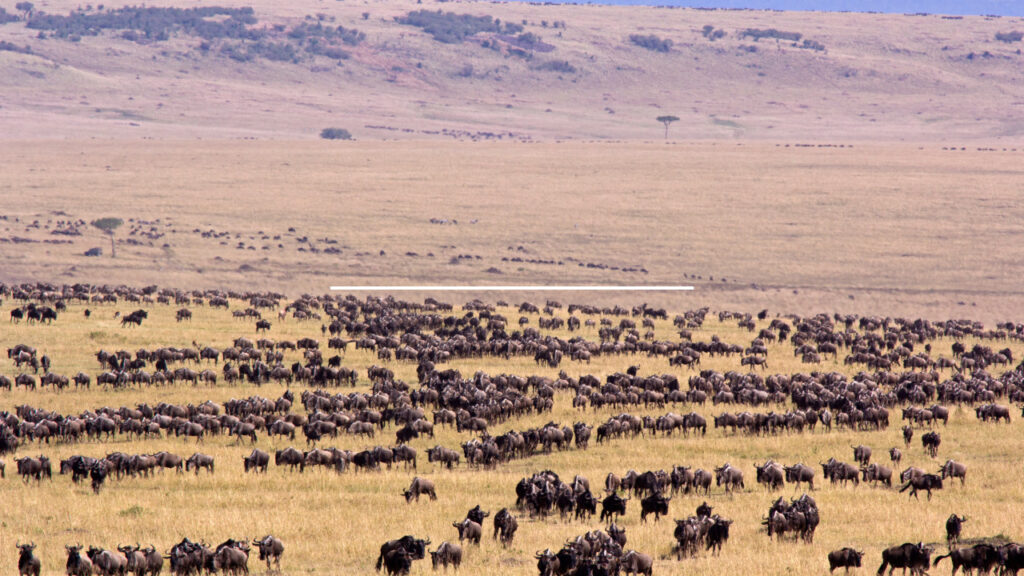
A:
0 299 1022 575
1 141 1022 322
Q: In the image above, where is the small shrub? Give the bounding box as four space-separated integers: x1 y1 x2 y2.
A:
320 127 352 140
533 59 575 73
740 28 802 42
995 31 1023 43
629 33 672 53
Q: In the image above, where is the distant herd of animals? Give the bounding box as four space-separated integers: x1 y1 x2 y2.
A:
2 281 1024 575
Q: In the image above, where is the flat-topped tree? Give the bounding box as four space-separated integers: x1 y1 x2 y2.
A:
91 217 123 258
657 115 679 140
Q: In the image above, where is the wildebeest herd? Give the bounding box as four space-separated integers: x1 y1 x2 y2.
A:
2 281 1024 574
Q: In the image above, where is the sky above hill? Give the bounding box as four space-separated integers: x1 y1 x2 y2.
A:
504 0 1024 17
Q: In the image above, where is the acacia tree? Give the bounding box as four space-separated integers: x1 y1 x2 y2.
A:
91 217 123 258
15 2 33 19
657 115 679 139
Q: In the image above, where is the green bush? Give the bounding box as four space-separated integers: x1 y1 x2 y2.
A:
995 31 1023 43
320 128 352 140
395 9 522 44
533 59 576 74
739 28 802 42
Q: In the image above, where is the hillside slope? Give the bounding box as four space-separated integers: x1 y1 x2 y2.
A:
0 0 1023 141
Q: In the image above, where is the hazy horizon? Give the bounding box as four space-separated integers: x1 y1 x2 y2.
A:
501 0 1024 17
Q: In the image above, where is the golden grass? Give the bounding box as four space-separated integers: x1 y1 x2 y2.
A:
0 299 1022 575
1 141 1023 324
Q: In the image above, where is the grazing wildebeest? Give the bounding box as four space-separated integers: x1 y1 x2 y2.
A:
890 448 902 466
452 519 482 545
185 452 214 475
243 449 270 473
861 464 893 487
256 319 271 332
899 474 943 500
253 535 284 572
275 447 304 471
375 536 429 573
600 493 629 522
945 514 967 546
939 460 967 486
17 543 41 576
430 542 463 571
65 544 93 576
877 543 933 576
404 477 437 502
829 548 865 574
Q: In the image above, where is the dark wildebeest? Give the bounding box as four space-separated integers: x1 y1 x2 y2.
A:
939 460 967 487
715 463 745 493
185 453 214 475
829 548 865 574
784 464 815 491
620 550 653 576
600 493 629 522
430 542 463 571
933 544 1001 576
535 549 560 576
466 505 489 525
861 464 893 487
275 448 304 471
877 543 933 576
902 426 914 447
244 449 270 473
922 431 941 458
493 508 518 546
640 493 671 523
65 544 93 576
899 474 943 500
86 546 128 576
853 445 872 466
890 448 902 466
452 519 482 545
117 544 147 576
755 461 785 491
376 537 428 569
404 477 437 503
17 543 41 576
706 517 732 555
253 535 284 572
945 515 967 547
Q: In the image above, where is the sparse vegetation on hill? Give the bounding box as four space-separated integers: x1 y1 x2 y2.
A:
629 33 672 53
532 58 576 74
0 6 19 24
701 24 726 41
395 9 522 44
319 127 352 140
739 27 802 42
995 30 1023 43
288 20 364 47
0 39 30 53
26 5 261 41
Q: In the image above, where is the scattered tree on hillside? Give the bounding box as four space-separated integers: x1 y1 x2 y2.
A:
91 217 123 258
15 1 33 19
320 128 353 140
657 115 679 140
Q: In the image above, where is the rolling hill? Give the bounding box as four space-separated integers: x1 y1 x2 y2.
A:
0 0 1022 141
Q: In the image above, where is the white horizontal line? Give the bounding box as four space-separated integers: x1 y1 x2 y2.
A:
329 286 694 291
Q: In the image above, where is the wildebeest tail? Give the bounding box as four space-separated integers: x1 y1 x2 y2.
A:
375 554 383 571
933 553 951 566
898 481 911 493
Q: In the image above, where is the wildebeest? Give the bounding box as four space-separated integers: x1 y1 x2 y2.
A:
185 452 214 475
922 431 941 458
784 463 815 491
755 460 785 491
620 550 653 576
15 456 51 483
86 546 128 576
861 464 893 487
452 519 482 545
404 477 437 503
715 463 745 493
600 492 629 522
902 426 914 446
430 541 463 571
65 544 93 576
253 535 284 572
211 539 249 575
275 447 304 471
933 543 1001 576
945 514 967 546
375 536 429 573
493 508 518 546
877 542 933 576
899 474 943 500
852 445 872 466
640 493 670 523
244 449 270 473
890 448 902 466
828 548 864 574
17 543 41 576
939 460 967 486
